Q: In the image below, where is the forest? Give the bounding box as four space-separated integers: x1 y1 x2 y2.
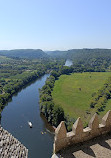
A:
1 49 111 130
0 54 65 117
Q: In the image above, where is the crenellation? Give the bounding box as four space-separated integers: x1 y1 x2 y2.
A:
67 131 74 137
83 127 91 133
88 113 99 130
72 117 83 135
53 110 111 154
102 110 111 126
55 121 67 140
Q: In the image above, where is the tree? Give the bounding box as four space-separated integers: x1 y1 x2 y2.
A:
52 105 65 126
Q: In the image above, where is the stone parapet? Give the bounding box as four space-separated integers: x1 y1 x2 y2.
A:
53 110 111 153
0 126 28 158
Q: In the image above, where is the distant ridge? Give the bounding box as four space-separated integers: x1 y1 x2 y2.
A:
1 48 111 60
0 49 48 59
45 48 111 59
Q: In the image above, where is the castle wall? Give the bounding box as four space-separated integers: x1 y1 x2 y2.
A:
53 110 111 153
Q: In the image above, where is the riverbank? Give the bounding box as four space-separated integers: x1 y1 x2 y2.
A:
39 60 74 131
0 70 45 116
40 113 56 133
1 74 54 158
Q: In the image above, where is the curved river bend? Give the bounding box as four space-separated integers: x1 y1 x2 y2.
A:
1 74 54 158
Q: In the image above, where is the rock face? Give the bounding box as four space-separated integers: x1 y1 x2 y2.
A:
53 110 111 153
0 126 28 158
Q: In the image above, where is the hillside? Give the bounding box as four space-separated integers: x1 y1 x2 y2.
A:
46 49 111 71
1 49 111 70
47 49 111 60
0 49 48 59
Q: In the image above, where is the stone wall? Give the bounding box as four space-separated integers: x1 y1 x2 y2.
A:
0 126 28 158
53 110 111 153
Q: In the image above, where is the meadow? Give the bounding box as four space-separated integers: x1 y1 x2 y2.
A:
52 72 111 125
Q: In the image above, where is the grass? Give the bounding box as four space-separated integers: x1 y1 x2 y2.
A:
52 72 111 125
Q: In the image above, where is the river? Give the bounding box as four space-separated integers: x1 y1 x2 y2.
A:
1 74 54 158
65 59 73 67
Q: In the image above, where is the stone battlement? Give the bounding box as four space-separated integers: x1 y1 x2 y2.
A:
53 110 111 153
0 126 28 158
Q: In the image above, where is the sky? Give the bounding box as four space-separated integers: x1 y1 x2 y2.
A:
0 0 111 50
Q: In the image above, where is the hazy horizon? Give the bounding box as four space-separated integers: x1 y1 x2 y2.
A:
0 48 111 52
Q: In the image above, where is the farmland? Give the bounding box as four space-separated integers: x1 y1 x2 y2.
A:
52 72 111 125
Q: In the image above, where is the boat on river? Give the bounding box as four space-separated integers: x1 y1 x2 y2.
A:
28 121 32 128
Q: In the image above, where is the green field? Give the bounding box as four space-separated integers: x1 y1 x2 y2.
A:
52 72 111 125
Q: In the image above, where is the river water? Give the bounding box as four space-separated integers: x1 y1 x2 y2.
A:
1 74 54 158
65 59 73 67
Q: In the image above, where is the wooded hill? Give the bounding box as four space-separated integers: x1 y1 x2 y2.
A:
1 49 111 62
0 49 48 59
47 49 111 71
1 48 111 72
